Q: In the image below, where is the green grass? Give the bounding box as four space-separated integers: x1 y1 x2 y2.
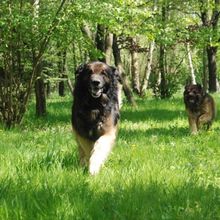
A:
0 93 220 220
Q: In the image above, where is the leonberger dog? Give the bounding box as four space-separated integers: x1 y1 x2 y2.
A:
72 61 121 175
183 84 216 134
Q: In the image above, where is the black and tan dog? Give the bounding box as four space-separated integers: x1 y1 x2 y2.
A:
72 61 120 175
183 84 216 134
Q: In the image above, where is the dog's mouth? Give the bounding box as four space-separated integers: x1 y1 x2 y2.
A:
187 95 196 104
90 87 103 98
188 98 195 103
89 76 105 99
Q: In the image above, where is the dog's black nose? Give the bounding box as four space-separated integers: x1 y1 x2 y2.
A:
91 79 101 87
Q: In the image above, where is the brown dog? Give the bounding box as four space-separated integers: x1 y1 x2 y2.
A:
72 61 121 175
183 84 216 134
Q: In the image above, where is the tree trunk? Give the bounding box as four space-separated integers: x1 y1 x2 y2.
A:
140 41 155 96
34 59 46 116
24 0 67 113
72 41 77 71
58 50 67 96
140 0 157 96
95 24 106 62
35 77 46 116
0 0 67 128
105 33 113 65
202 47 208 91
59 79 65 96
81 24 97 61
186 42 196 84
200 0 219 92
67 78 74 94
46 81 51 97
130 38 140 94
32 0 46 116
112 34 136 105
159 4 169 99
159 44 167 99
207 46 217 92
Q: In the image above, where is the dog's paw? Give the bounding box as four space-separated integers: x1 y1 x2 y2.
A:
191 131 198 135
89 162 101 175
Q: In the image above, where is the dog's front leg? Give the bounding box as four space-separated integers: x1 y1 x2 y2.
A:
89 132 116 175
73 128 94 168
188 115 198 135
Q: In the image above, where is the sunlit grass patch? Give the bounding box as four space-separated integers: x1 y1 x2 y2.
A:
0 93 219 219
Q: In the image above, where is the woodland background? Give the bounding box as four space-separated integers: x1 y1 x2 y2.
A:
0 0 219 128
0 1 220 219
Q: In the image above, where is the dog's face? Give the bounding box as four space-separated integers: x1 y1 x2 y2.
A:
75 62 117 99
184 84 204 106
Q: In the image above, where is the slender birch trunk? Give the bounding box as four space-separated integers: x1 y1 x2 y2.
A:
112 34 135 106
130 37 140 94
105 33 113 65
186 42 196 84
140 0 157 96
140 41 155 96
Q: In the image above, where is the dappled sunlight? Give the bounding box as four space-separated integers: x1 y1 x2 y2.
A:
0 0 220 217
0 95 220 219
121 108 186 122
23 97 72 129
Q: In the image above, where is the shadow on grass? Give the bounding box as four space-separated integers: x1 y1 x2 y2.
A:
23 99 72 128
89 181 220 219
22 97 189 142
121 108 185 122
1 176 219 219
121 97 185 121
25 149 79 171
22 96 188 130
23 96 186 128
118 126 189 141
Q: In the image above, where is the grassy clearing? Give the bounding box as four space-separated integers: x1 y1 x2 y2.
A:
0 93 219 220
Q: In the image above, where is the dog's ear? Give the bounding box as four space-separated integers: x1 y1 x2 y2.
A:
197 83 203 92
184 78 192 90
111 66 122 84
184 84 189 90
75 64 85 79
197 83 205 95
197 83 202 89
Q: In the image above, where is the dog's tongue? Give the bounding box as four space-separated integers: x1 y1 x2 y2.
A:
91 88 103 98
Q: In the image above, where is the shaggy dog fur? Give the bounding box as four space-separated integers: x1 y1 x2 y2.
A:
183 84 216 134
72 61 120 175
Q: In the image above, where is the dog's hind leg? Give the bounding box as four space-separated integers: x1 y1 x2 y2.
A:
198 97 215 130
78 146 88 167
198 113 213 130
89 129 116 175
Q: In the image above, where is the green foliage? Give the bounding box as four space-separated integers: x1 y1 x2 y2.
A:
0 94 220 219
151 72 182 99
0 0 219 126
0 0 68 127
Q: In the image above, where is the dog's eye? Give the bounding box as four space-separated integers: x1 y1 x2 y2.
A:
102 71 108 77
